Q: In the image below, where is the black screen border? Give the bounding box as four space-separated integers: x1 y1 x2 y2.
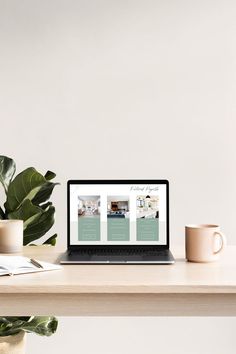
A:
67 180 170 251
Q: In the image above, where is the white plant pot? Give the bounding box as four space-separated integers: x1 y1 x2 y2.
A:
0 332 26 354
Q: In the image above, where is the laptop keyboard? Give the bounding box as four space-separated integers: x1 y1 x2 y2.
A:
70 249 169 257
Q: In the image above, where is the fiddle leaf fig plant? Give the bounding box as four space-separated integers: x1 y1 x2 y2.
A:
0 316 58 337
0 155 59 245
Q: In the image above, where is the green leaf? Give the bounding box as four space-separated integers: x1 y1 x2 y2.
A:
8 199 43 230
0 316 57 337
5 167 46 213
0 317 31 336
21 316 58 336
44 170 56 181
23 205 55 245
43 234 57 246
39 202 52 210
0 156 16 194
32 181 59 206
8 199 42 222
0 207 5 219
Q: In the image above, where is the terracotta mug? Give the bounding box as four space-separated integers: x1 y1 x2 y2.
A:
185 224 226 262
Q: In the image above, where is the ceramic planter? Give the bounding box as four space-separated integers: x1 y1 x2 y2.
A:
0 331 26 354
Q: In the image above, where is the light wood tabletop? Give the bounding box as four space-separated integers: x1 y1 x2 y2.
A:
1 246 236 316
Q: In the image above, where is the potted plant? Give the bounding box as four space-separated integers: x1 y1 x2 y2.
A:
0 155 58 245
0 316 58 354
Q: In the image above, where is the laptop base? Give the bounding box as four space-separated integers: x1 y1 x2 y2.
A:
60 249 175 264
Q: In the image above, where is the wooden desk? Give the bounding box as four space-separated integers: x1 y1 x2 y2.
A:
1 246 236 316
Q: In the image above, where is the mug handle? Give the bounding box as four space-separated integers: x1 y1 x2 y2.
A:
213 231 226 255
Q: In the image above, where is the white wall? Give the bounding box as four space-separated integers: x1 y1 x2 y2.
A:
26 317 236 354
0 0 236 353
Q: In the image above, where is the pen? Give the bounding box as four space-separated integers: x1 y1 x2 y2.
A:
30 258 44 269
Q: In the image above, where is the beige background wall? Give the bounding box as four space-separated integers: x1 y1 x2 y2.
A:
0 0 236 352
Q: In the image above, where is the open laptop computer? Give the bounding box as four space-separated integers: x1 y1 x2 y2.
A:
60 180 175 264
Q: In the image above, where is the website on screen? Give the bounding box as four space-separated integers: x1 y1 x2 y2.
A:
70 184 167 245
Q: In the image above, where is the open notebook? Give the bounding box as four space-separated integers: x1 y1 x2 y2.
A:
0 256 62 276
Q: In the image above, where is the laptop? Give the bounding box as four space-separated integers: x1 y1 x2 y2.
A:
60 180 175 264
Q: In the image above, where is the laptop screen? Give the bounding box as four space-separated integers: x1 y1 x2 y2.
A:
69 181 168 246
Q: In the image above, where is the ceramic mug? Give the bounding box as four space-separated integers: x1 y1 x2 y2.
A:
185 224 226 262
0 220 23 253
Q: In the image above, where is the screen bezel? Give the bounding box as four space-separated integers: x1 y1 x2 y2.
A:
67 179 170 250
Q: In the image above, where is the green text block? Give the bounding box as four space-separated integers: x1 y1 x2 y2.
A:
107 218 130 241
137 219 159 241
78 216 100 241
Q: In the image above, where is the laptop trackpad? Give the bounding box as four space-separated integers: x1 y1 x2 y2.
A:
91 255 143 262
